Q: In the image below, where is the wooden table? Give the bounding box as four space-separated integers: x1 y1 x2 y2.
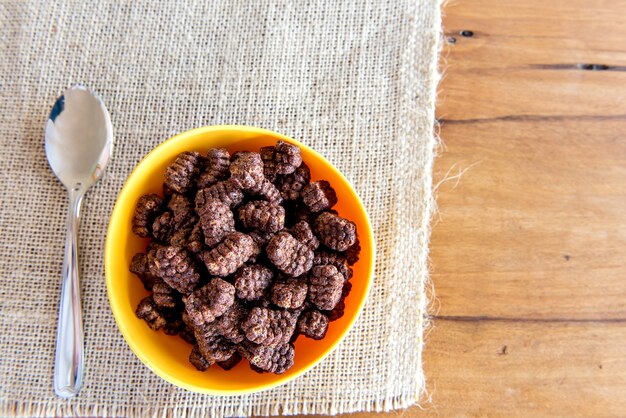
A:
308 0 626 416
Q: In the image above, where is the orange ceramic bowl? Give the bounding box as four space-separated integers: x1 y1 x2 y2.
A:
105 126 375 395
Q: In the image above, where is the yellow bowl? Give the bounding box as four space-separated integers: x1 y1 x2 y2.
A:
105 125 375 395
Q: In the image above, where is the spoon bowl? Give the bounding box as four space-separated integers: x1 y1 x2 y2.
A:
45 85 113 398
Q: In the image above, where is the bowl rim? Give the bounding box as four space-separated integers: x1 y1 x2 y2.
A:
105 125 375 395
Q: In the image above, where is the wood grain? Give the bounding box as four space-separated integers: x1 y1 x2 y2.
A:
299 0 626 416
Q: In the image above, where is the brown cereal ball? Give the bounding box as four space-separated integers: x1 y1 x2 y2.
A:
308 265 344 311
290 220 319 250
314 212 357 252
211 302 248 344
238 200 285 233
241 307 297 347
129 252 158 290
297 310 329 340
189 345 212 371
274 162 311 201
151 246 200 295
165 151 204 193
246 178 283 205
229 152 264 191
198 199 236 248
152 279 178 309
271 279 308 309
313 249 352 281
266 231 314 277
183 278 235 327
196 333 236 364
152 211 175 243
239 341 295 375
202 232 256 277
197 148 230 189
132 194 163 238
135 296 167 330
234 264 274 301
168 193 197 229
260 140 302 178
196 179 244 210
186 222 204 254
301 180 337 213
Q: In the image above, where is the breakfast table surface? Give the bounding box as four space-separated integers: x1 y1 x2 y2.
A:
305 0 626 416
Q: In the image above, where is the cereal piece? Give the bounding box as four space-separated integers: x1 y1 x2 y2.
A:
241 307 297 347
189 345 212 371
238 200 285 233
239 341 295 375
314 212 357 252
260 146 278 181
152 211 175 243
247 230 274 262
198 199 235 248
184 278 235 327
212 302 248 343
165 151 203 193
135 296 166 330
132 194 163 238
341 279 352 298
290 220 319 250
301 181 338 213
202 232 256 277
168 226 192 247
197 148 230 189
196 179 244 210
152 246 200 294
186 222 204 254
217 352 242 370
260 141 302 177
308 265 343 311
196 332 236 363
324 281 351 321
229 151 264 191
180 312 197 344
266 231 314 277
297 310 329 340
313 249 352 281
129 253 158 290
164 316 185 336
246 178 282 205
326 299 345 321
162 182 175 197
271 279 307 309
168 193 197 229
346 237 361 265
152 279 178 309
274 163 310 201
234 264 274 301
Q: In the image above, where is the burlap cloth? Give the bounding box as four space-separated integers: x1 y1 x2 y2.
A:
0 1 440 416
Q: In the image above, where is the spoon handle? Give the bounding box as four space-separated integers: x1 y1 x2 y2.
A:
54 187 85 398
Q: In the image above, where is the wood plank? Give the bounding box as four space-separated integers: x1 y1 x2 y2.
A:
312 320 626 417
431 119 626 319
439 0 626 120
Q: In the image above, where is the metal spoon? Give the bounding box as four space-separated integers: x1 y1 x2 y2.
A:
45 85 113 398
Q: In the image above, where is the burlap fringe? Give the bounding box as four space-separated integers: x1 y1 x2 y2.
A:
4 393 423 417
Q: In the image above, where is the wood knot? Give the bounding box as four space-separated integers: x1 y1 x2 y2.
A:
578 63 609 71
